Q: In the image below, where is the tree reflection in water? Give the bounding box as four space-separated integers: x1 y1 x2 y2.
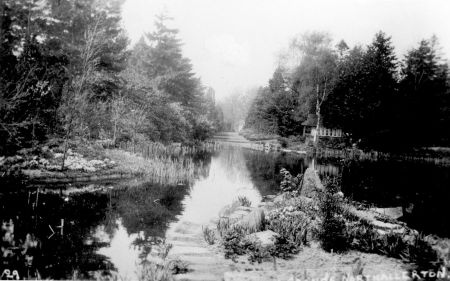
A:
0 150 213 279
0 190 114 280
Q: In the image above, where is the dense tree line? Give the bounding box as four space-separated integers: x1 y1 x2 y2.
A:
245 32 450 150
0 0 221 154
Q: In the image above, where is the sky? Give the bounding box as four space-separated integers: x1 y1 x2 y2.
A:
121 0 450 101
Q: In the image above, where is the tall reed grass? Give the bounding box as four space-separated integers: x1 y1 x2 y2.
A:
106 148 200 185
118 141 219 160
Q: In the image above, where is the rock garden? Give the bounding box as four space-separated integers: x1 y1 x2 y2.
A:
201 167 450 280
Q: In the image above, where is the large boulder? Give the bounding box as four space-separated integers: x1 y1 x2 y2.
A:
237 208 265 233
300 167 324 198
244 230 279 248
370 207 403 220
219 200 243 218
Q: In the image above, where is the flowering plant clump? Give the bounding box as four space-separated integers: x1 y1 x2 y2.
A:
272 196 321 220
266 205 319 246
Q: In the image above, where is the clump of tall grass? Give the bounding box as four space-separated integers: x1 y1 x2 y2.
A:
136 242 189 281
157 242 173 259
136 262 174 281
217 217 233 238
105 149 200 185
237 196 252 207
118 141 218 160
202 226 216 245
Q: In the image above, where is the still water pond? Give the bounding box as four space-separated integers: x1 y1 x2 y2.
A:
1 147 449 279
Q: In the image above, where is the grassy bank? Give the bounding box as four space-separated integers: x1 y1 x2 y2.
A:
0 139 209 186
105 149 197 185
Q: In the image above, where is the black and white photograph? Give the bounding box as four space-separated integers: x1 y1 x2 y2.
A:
1 0 450 280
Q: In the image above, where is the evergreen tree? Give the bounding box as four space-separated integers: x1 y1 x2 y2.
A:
322 46 366 135
399 36 449 146
323 32 398 148
146 14 202 108
363 31 398 138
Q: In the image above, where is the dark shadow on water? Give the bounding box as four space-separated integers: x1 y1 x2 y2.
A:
0 148 214 279
242 150 311 196
0 189 114 279
0 181 192 279
340 159 450 238
243 148 450 237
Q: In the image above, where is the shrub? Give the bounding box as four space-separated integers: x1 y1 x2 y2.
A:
318 176 348 253
244 240 272 264
169 258 190 275
270 236 300 259
222 226 246 262
266 206 312 246
279 168 303 192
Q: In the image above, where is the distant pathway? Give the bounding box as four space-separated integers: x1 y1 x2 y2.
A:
212 132 251 144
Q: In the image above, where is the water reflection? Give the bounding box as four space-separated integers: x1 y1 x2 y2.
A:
96 220 140 279
339 159 450 237
168 147 262 228
0 189 113 280
1 147 449 279
242 150 310 195
96 147 265 278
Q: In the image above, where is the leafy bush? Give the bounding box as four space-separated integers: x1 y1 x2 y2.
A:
318 176 348 252
266 206 312 246
192 118 214 141
245 241 272 264
270 236 300 259
222 227 246 262
279 168 303 192
169 258 190 275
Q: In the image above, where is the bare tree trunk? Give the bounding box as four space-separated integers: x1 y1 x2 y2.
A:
60 18 102 170
61 122 72 171
314 82 327 146
314 84 320 145
113 120 117 144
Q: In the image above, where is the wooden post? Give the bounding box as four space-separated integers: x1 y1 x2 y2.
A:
35 188 39 208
